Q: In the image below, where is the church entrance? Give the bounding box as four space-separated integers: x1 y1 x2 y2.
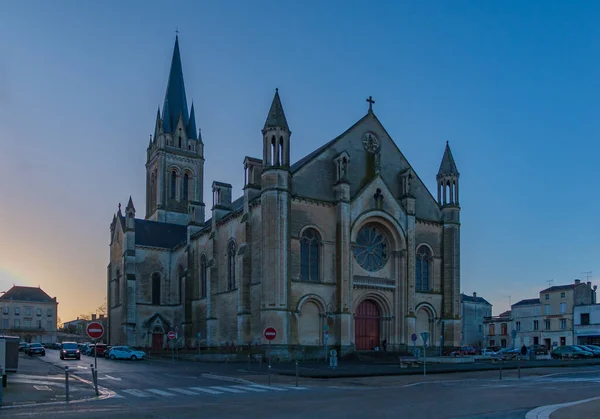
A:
355 299 380 350
152 332 164 350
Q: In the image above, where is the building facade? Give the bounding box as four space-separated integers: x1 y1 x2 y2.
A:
510 298 541 348
460 292 491 349
483 311 513 349
537 280 595 348
574 303 600 345
107 36 463 355
0 286 58 343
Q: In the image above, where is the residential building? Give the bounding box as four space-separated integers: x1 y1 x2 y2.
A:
107 35 463 354
483 310 512 349
574 302 600 345
510 298 541 347
538 279 595 349
0 285 58 343
63 314 107 342
460 292 492 349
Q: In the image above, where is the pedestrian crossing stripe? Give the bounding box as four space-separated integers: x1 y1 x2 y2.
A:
115 384 307 398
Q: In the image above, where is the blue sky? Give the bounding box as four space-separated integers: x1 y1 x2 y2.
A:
1 1 599 320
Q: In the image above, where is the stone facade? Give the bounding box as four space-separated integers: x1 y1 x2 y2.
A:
460 292 492 349
107 37 463 355
510 298 542 348
0 286 58 343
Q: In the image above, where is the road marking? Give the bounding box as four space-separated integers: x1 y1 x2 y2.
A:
77 366 88 369
230 385 266 392
283 386 307 390
146 389 176 396
99 375 122 381
525 396 600 419
122 389 151 398
189 387 224 395
210 386 246 393
34 385 52 391
247 384 288 391
168 388 199 395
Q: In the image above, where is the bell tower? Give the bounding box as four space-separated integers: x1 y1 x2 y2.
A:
260 89 292 344
145 35 205 226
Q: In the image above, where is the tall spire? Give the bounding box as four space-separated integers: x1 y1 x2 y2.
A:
438 141 459 176
162 35 189 134
263 88 289 132
187 102 197 140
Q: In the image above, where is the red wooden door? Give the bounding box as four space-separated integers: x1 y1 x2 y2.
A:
355 299 380 350
152 333 163 350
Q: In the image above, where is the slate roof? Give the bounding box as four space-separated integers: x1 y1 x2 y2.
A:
461 293 491 305
513 298 540 307
134 219 187 249
0 286 56 303
263 88 289 131
540 284 575 294
499 310 511 317
438 141 459 175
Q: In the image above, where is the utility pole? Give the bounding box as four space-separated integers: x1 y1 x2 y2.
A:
546 279 554 288
581 272 592 282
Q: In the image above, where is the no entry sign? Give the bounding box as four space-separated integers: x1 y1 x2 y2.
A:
167 331 176 340
86 322 104 339
263 327 277 341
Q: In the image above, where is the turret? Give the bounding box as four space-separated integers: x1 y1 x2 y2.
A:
262 88 291 169
437 141 460 207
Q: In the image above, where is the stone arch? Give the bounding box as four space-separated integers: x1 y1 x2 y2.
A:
353 293 393 350
297 295 326 346
415 303 436 342
353 292 393 318
350 210 406 252
298 224 326 241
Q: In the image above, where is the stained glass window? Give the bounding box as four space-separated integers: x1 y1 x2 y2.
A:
416 246 432 291
353 224 388 272
300 228 320 281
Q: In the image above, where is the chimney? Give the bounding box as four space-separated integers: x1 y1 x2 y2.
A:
99 314 104 319
587 281 592 287
76 316 79 321
473 292 477 298
92 314 97 321
575 279 581 285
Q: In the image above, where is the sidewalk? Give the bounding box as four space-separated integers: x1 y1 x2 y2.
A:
1 354 99 408
551 398 600 419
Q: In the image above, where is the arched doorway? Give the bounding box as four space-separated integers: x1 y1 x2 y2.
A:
152 326 164 350
355 299 380 350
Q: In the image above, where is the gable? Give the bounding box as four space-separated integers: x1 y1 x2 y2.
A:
292 112 441 220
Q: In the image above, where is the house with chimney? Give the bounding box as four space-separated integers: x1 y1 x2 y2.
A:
460 292 491 350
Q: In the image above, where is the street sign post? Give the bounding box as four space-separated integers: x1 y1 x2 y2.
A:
263 327 276 386
86 322 104 396
420 331 430 376
168 331 176 363
324 331 329 363
411 333 417 356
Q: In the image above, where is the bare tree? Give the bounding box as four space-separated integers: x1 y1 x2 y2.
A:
97 297 107 316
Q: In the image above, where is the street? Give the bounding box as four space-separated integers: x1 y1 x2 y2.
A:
3 350 600 418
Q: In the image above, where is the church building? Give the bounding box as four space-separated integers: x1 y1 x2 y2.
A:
107 36 462 355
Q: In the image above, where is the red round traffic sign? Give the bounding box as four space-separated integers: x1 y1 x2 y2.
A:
167 331 176 340
86 322 104 339
263 327 277 341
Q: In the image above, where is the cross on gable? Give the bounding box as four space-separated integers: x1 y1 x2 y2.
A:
366 96 375 112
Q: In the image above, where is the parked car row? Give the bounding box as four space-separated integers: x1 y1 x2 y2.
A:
18 342 46 356
551 344 600 359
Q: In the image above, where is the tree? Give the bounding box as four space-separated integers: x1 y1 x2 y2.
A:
57 316 63 330
79 314 91 321
97 297 107 317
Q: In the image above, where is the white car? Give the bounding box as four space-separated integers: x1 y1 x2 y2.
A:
107 346 147 361
481 349 498 356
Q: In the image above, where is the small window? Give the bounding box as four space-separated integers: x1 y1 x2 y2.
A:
533 320 539 330
183 174 189 201
14 307 20 315
170 171 177 199
560 292 565 298
545 320 551 330
581 313 590 325
47 308 52 317
501 323 508 335
545 304 550 315
25 307 31 316
545 294 550 300
14 319 20 328
516 321 521 331
560 319 566 330
560 302 566 314
2 307 7 315
36 308 42 316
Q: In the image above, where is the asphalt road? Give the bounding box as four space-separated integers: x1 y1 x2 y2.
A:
5 352 600 418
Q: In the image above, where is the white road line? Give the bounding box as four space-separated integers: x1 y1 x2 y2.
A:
189 386 224 395
283 386 307 390
248 384 288 392
230 385 266 392
210 386 246 393
168 388 199 395
145 389 176 397
121 389 151 398
525 396 600 419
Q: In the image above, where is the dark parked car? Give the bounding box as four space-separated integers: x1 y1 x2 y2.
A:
60 342 81 360
19 342 28 352
26 343 46 356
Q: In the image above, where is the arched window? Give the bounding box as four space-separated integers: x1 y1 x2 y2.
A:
200 254 207 298
300 228 321 281
416 245 432 291
178 265 184 304
114 268 121 307
152 273 161 305
228 241 236 290
170 171 177 199
183 173 189 201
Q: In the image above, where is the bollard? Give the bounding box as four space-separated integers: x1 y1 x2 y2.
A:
0 365 4 406
247 354 251 372
65 366 70 402
295 360 299 387
91 364 99 396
